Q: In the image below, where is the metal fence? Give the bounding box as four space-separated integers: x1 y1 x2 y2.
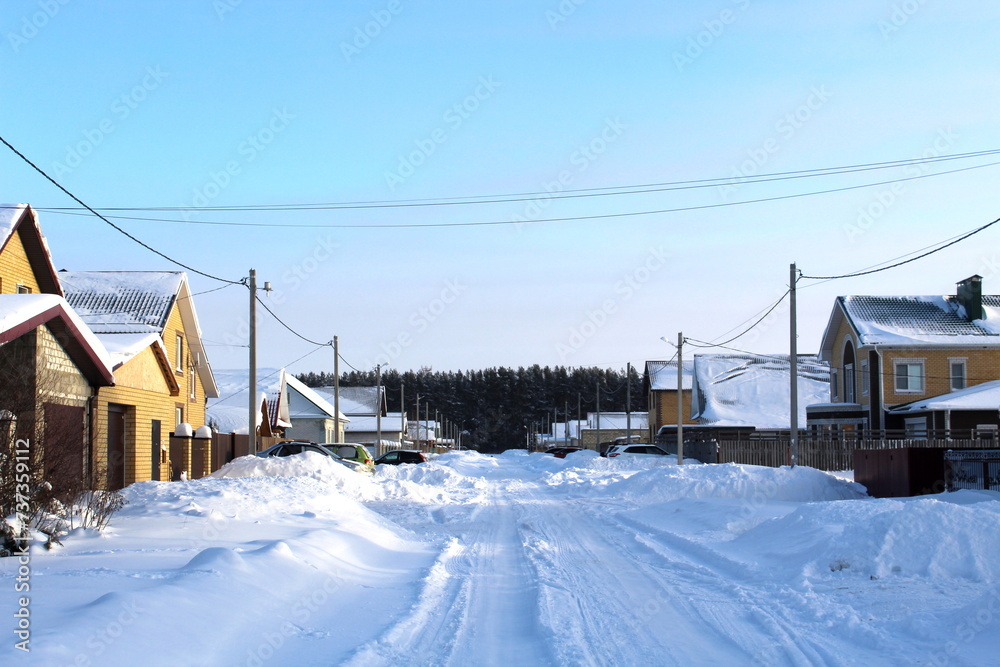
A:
944 449 1000 491
713 437 992 471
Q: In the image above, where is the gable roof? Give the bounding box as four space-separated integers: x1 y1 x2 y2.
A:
0 294 114 385
691 352 830 428
820 294 1000 356
313 385 385 415
0 204 62 295
284 372 347 422
60 271 218 397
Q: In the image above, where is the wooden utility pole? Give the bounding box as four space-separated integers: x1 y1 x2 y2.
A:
677 332 684 465
790 263 799 468
333 336 340 443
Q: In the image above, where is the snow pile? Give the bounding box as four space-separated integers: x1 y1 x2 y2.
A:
727 492 1000 582
210 452 376 500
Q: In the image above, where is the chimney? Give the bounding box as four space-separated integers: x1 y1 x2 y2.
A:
957 275 983 321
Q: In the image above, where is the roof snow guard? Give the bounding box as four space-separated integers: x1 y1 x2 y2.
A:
60 272 183 334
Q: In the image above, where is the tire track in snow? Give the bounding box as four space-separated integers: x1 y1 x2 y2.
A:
345 493 555 666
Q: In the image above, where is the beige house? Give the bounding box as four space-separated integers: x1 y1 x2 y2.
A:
810 275 1000 435
61 271 219 487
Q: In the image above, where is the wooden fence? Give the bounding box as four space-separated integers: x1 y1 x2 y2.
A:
714 438 991 471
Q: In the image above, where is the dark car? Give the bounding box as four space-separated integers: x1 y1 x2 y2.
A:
375 450 427 465
544 446 582 459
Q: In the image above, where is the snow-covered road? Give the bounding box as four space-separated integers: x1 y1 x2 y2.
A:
3 450 1000 666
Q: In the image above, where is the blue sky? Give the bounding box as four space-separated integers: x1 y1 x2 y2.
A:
4 1 1000 375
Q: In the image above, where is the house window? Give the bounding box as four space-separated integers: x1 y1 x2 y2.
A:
949 359 967 392
860 360 870 396
175 334 184 373
175 406 184 427
894 360 925 394
904 417 927 438
844 363 856 403
830 369 839 401
15 284 31 294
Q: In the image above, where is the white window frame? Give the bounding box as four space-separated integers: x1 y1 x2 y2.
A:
830 368 839 401
948 358 967 392
860 359 870 397
175 406 184 427
894 359 925 394
15 284 31 294
175 334 184 373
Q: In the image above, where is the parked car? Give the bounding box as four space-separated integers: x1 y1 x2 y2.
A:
375 450 427 465
605 444 670 458
321 443 375 471
544 446 582 459
257 441 372 474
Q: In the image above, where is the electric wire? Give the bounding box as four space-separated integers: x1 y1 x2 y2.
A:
0 133 244 285
26 147 1000 212
29 159 1000 229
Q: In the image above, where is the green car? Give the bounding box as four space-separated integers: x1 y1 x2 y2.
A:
322 443 375 471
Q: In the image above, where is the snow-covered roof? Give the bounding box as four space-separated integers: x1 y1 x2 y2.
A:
313 385 384 415
0 204 62 296
60 271 183 334
285 373 347 422
0 294 114 385
691 352 830 429
345 414 406 433
831 294 1000 348
207 368 284 433
96 332 163 370
888 379 1000 414
60 271 218 397
645 359 694 391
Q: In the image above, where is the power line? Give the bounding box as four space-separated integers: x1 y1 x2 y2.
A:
26 147 1000 213
29 158 1000 230
255 294 330 347
800 216 1000 281
0 134 243 285
686 290 791 350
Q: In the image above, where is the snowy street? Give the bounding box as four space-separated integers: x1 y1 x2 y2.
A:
3 450 1000 666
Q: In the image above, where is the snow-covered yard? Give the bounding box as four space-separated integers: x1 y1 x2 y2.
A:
3 450 999 666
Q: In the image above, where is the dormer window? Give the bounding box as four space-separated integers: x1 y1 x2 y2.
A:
16 284 31 294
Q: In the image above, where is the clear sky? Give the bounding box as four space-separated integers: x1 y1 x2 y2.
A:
4 1 1000 376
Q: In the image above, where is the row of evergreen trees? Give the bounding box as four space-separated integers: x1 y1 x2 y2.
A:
296 365 643 452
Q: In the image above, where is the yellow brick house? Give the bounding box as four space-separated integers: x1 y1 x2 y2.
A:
61 271 219 488
809 276 1000 436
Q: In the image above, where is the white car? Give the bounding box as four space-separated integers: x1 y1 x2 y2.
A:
605 444 670 458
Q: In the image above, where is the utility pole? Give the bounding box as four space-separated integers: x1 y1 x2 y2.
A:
376 363 382 456
790 263 799 468
577 392 582 446
248 269 257 454
400 381 405 448
424 402 430 449
333 336 341 443
415 393 420 448
564 400 569 446
595 382 601 453
626 362 632 444
677 332 684 465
